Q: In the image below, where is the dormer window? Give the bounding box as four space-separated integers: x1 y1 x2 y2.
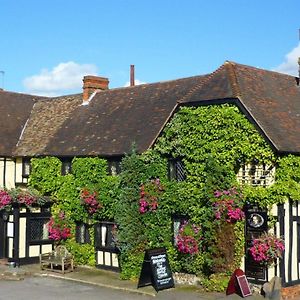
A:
61 158 72 175
237 161 275 187
22 158 31 178
107 160 121 176
168 158 186 182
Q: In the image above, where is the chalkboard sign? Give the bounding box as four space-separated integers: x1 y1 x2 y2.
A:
137 247 174 292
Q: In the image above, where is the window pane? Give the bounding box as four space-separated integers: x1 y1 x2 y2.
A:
176 160 186 181
237 163 275 187
94 222 116 249
108 161 121 176
168 159 186 182
23 158 31 177
75 223 91 244
29 218 49 241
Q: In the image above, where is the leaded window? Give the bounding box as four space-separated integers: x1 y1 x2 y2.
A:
75 223 91 244
237 162 275 187
172 215 188 246
168 159 186 182
94 221 116 249
22 158 31 178
61 158 72 175
107 160 121 176
29 218 49 241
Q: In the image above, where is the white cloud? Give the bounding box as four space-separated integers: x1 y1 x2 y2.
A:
273 43 300 76
124 79 146 87
23 61 98 96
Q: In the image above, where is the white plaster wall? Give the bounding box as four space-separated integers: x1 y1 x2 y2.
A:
5 159 16 189
284 202 290 283
15 158 23 184
42 244 53 254
97 251 104 264
8 238 13 258
292 221 298 281
0 158 16 189
112 253 119 267
29 245 40 257
19 217 26 258
0 159 4 188
104 252 111 265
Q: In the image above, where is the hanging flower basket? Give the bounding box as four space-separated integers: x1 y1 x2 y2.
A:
0 188 49 211
249 233 284 266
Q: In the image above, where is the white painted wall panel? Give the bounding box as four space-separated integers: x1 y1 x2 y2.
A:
19 217 26 258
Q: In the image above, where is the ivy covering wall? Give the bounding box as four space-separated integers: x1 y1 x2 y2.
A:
28 104 300 290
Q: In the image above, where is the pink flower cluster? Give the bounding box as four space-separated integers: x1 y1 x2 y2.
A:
213 188 245 223
0 190 12 209
81 189 102 215
48 212 71 241
249 233 284 265
17 193 37 206
176 222 201 255
139 178 163 214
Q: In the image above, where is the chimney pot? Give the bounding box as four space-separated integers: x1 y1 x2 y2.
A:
130 65 135 86
83 75 109 102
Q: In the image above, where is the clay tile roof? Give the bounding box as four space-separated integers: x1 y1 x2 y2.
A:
0 90 40 156
3 61 300 157
14 94 82 156
42 75 208 156
181 61 300 154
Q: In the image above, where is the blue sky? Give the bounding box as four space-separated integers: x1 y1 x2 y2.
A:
0 0 299 96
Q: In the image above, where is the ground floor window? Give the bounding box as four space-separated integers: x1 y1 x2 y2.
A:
29 217 50 242
75 222 91 244
172 215 188 246
94 221 117 249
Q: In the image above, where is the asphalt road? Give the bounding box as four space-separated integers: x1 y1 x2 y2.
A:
0 276 218 300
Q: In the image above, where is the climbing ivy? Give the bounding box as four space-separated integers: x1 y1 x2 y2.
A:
28 103 300 289
28 156 119 266
29 157 62 195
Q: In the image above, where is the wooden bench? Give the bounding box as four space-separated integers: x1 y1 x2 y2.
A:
39 245 74 274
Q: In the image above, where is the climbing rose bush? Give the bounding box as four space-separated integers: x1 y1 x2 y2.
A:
81 189 102 215
249 233 284 265
48 211 71 241
212 187 245 223
176 222 202 255
139 178 164 214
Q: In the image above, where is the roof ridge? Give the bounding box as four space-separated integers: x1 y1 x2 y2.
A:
224 61 242 98
178 64 227 103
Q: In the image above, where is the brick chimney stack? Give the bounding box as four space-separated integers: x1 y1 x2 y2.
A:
82 75 109 102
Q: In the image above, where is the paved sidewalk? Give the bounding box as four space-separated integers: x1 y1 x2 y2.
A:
0 263 264 300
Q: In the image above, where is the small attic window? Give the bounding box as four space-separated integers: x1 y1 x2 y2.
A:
22 158 31 178
107 160 121 176
61 158 72 175
237 161 275 187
